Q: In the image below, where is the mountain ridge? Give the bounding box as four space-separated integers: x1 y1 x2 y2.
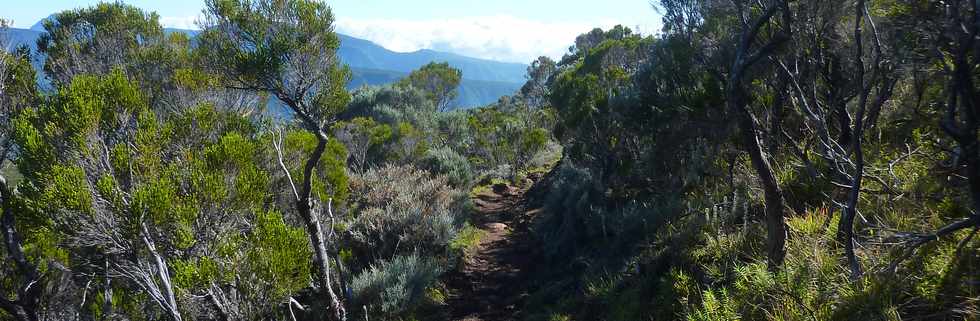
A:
5 21 525 109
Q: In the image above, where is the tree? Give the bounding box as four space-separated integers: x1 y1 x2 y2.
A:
550 26 655 188
519 56 557 109
37 3 164 86
934 0 980 229
332 117 392 173
10 67 323 320
469 99 551 180
762 0 899 278
515 56 558 162
723 0 791 270
10 70 317 320
11 71 193 320
831 0 891 279
398 62 462 112
197 0 351 319
36 2 237 114
0 19 45 321
887 0 980 262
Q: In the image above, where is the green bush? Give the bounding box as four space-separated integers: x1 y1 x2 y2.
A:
346 165 468 264
534 161 662 261
343 85 436 131
421 146 474 188
350 253 443 318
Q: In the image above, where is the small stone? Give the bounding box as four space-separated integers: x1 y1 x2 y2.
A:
485 222 508 231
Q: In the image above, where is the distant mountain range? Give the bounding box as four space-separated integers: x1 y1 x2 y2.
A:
4 20 528 109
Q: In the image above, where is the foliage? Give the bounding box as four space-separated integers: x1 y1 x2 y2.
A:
276 129 351 204
343 84 435 127
397 62 463 111
3 69 337 320
467 102 554 180
420 146 474 188
37 2 165 86
240 210 313 307
346 165 468 264
34 2 215 114
521 5 980 320
198 1 356 318
349 253 443 318
332 117 393 172
0 1 551 320
448 224 486 258
519 56 558 109
197 0 351 124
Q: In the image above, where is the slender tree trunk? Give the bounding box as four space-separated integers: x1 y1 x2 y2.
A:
298 132 346 321
768 75 789 154
950 18 980 218
838 0 870 280
274 93 348 321
725 0 791 270
730 85 788 270
966 143 980 218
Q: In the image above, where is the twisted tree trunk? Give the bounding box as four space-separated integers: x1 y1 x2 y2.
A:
730 84 788 270
727 0 791 270
838 0 875 280
297 128 347 321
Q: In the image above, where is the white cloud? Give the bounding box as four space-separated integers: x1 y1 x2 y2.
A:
336 15 659 64
159 15 200 30
156 14 660 63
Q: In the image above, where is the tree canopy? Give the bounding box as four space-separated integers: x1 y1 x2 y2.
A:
397 62 462 112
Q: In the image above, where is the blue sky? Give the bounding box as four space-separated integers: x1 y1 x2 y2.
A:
1 0 662 63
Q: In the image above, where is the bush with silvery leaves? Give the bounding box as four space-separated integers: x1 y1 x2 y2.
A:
420 146 475 188
346 165 468 264
350 253 443 317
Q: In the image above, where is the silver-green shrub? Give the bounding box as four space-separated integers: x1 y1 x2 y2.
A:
346 165 468 261
421 146 475 188
350 253 442 317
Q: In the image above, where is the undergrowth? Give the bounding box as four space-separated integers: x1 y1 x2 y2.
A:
525 198 980 321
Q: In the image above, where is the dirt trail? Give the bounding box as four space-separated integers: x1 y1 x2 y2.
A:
444 182 540 321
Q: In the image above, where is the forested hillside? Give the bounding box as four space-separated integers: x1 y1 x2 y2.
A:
1 0 979 321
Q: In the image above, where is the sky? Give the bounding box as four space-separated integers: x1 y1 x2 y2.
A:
1 0 663 63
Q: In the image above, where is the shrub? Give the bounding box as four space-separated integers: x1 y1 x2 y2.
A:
343 85 436 131
350 253 443 318
434 110 475 151
346 165 468 264
533 161 599 259
534 161 660 260
332 117 393 172
421 146 474 188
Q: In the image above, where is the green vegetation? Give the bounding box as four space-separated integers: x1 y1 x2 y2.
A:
398 62 463 112
519 1 980 320
2 0 980 320
0 2 556 319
